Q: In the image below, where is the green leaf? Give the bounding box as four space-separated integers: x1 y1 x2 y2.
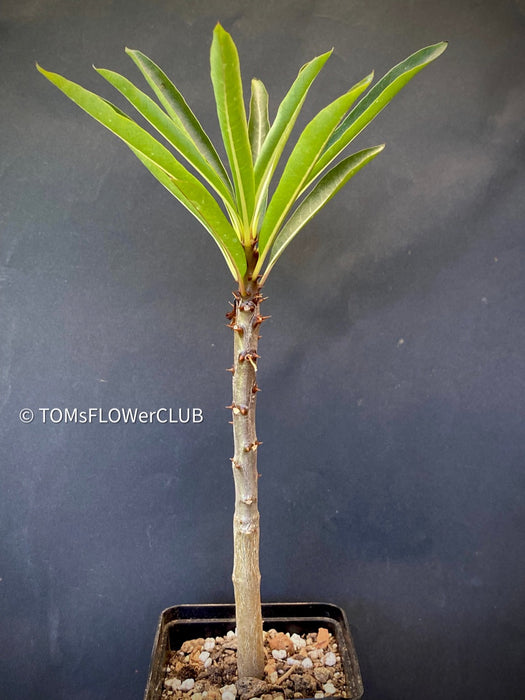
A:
210 24 254 230
248 78 270 163
125 48 231 186
252 50 332 217
95 66 236 210
256 74 373 267
129 146 246 280
311 42 448 179
36 63 246 280
261 145 384 282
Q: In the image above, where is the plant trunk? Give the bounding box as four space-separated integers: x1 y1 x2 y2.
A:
227 285 266 679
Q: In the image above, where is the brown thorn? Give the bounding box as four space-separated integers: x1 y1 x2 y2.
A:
226 367 235 373
241 495 256 505
243 441 261 453
253 315 270 328
244 440 262 453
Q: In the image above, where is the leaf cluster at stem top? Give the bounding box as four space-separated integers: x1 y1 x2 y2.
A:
37 24 446 294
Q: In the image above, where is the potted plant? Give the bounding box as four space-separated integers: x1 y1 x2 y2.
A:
38 24 446 698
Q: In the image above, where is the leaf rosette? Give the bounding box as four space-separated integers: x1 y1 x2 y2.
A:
38 25 446 293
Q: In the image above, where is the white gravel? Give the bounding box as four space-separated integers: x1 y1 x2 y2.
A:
291 633 307 650
324 651 337 666
286 657 302 666
271 649 286 660
221 684 237 699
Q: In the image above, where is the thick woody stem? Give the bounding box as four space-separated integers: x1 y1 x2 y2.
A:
228 285 266 679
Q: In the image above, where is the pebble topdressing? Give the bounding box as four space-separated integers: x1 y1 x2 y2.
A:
161 627 348 700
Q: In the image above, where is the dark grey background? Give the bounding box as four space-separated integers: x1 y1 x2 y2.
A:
1 1 524 698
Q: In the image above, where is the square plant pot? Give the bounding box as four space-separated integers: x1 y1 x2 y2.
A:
144 602 364 700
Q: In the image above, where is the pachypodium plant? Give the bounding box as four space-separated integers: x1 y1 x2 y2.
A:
38 25 446 680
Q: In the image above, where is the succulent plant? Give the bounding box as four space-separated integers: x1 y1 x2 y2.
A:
38 24 446 679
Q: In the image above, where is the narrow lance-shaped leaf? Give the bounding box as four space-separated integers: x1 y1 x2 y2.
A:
95 66 237 212
210 24 254 231
309 42 448 182
125 48 231 187
97 100 243 282
261 145 384 283
255 73 374 269
248 79 270 163
36 64 247 281
129 146 245 281
248 79 271 230
252 50 332 220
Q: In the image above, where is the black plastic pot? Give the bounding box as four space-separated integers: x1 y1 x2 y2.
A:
144 602 364 700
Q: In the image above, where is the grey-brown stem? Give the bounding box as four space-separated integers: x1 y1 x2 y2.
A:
228 288 265 679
